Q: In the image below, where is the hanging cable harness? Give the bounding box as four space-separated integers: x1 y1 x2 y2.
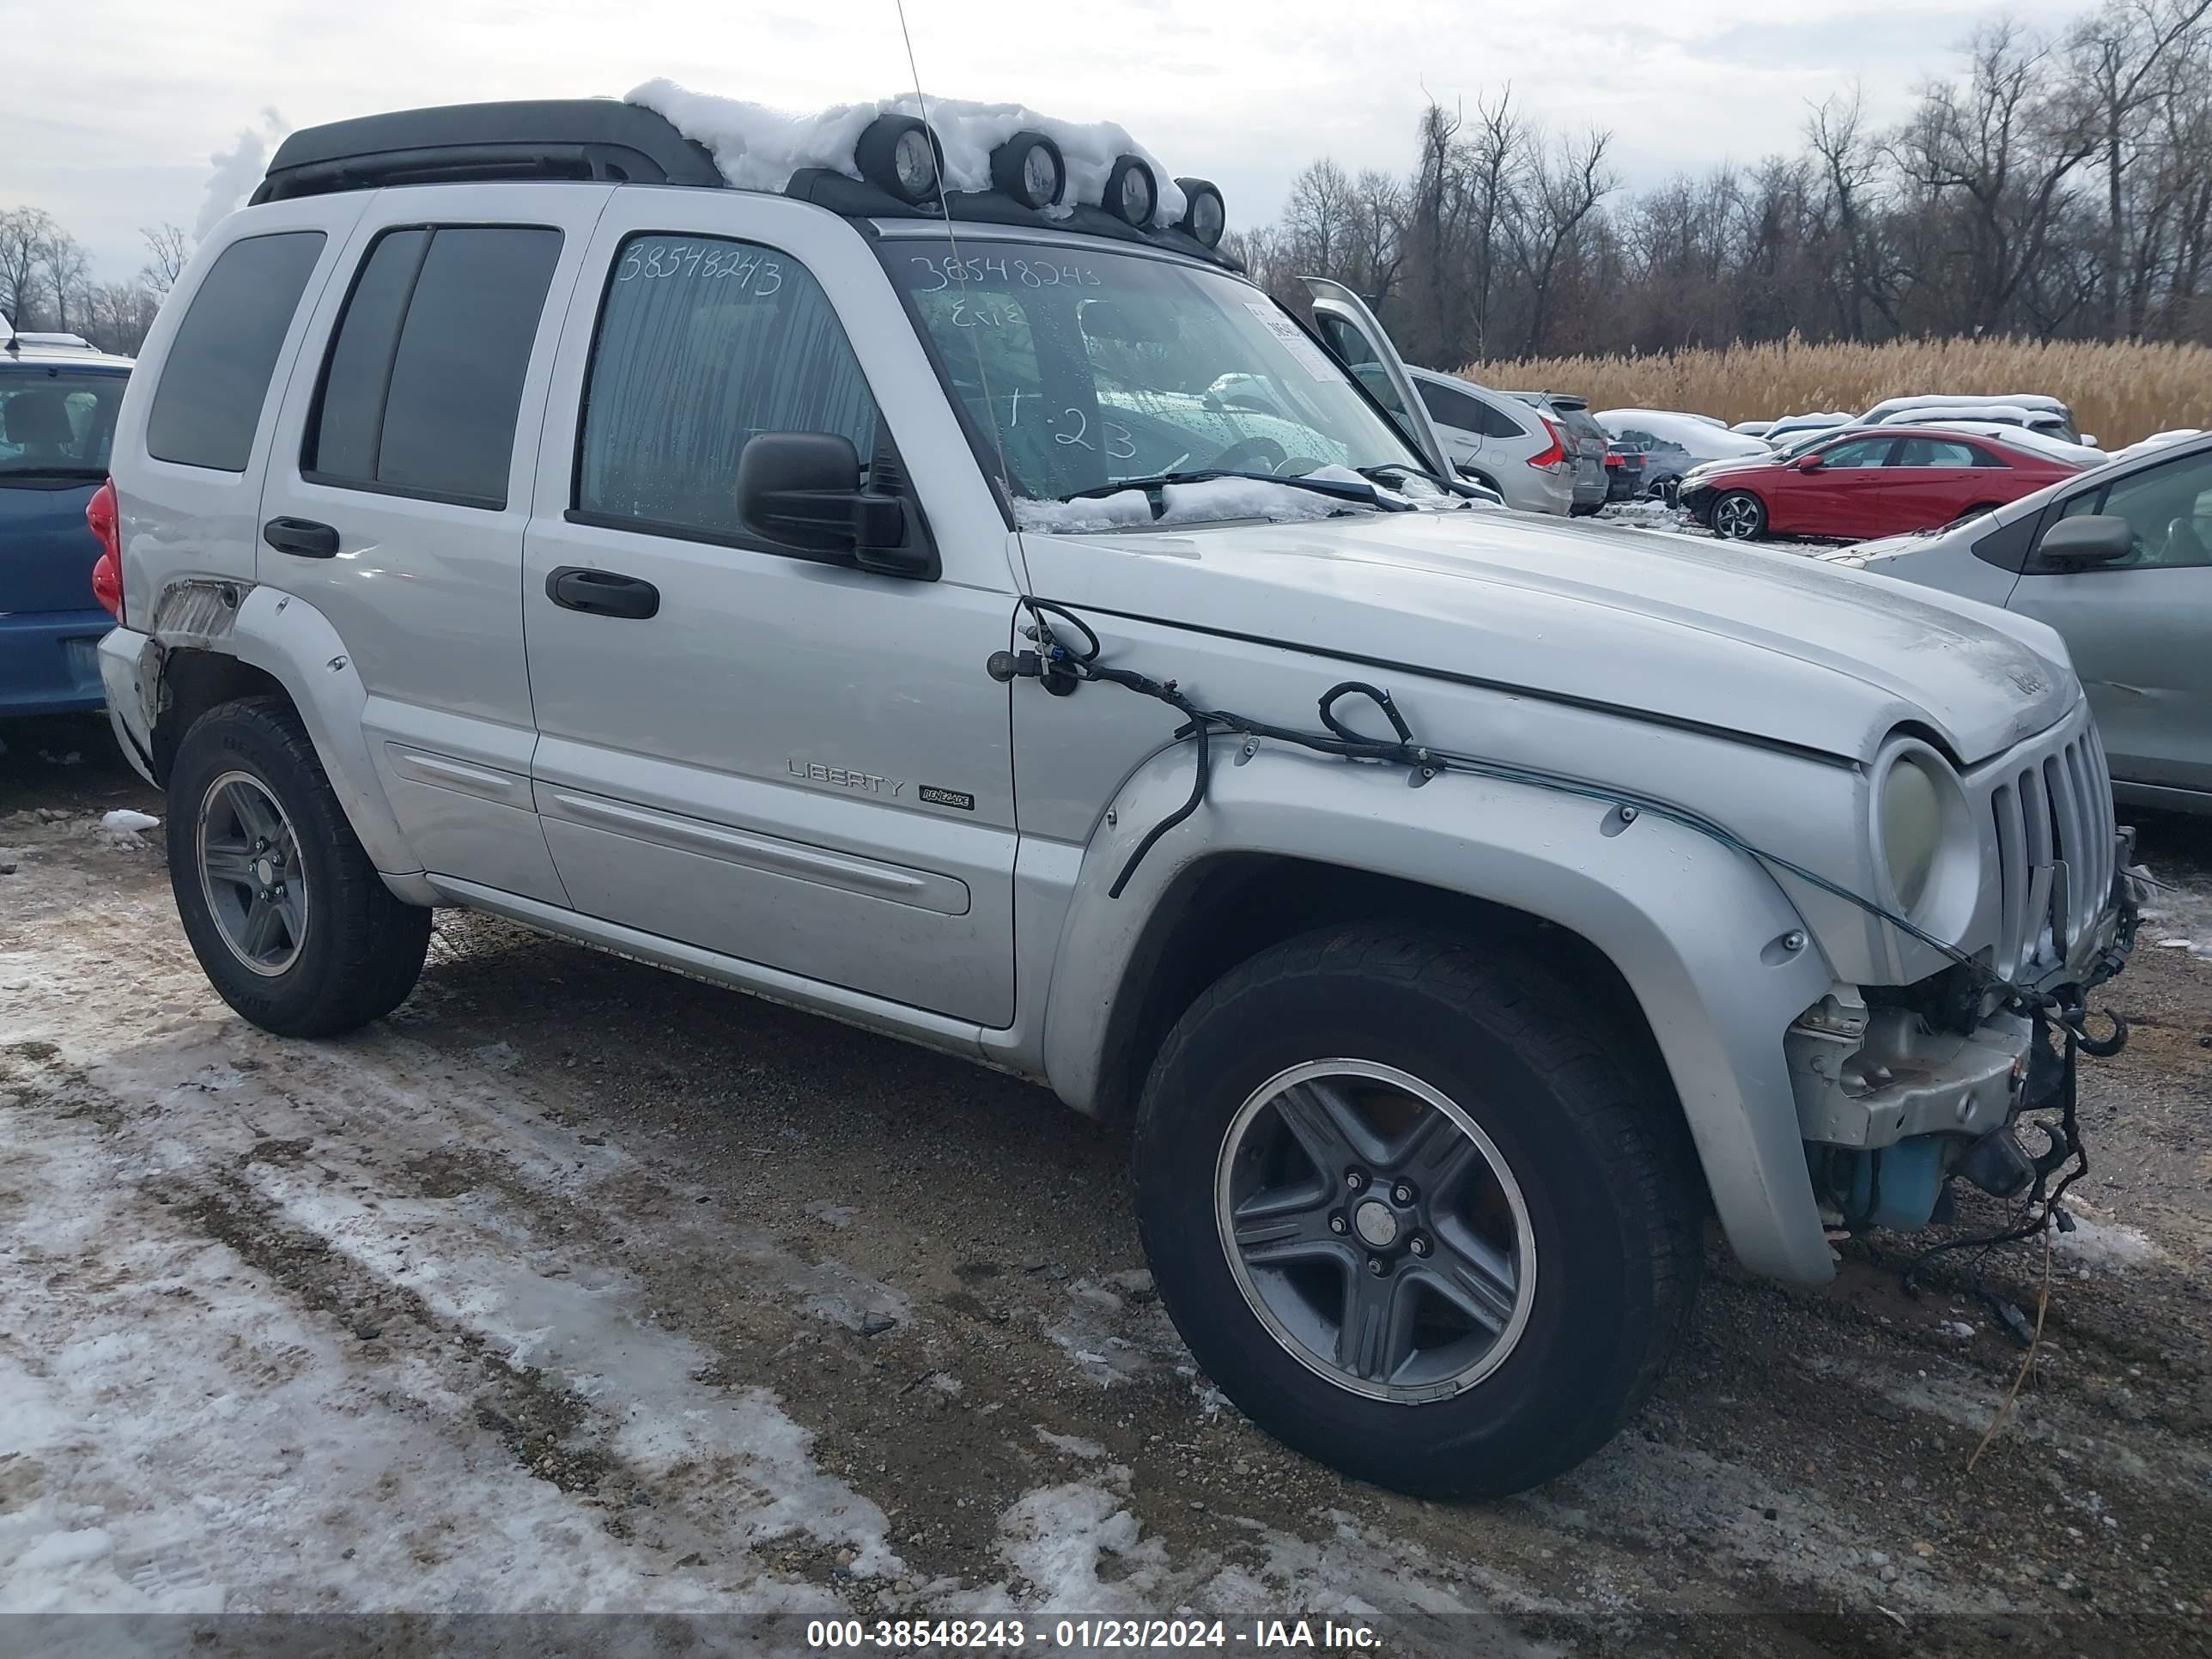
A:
988 594 2137 1264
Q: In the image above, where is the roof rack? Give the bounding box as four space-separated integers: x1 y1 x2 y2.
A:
250 97 1242 271
252 99 723 204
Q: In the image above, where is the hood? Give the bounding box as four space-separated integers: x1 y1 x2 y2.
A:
1018 508 2076 765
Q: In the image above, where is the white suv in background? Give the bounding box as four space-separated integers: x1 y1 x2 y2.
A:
1407 367 1575 515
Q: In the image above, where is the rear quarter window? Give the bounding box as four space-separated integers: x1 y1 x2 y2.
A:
303 224 563 507
146 231 327 472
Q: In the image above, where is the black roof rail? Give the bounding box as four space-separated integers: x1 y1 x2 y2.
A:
252 99 722 204
247 95 1243 272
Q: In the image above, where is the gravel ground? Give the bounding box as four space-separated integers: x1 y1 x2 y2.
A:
3 711 2209 1656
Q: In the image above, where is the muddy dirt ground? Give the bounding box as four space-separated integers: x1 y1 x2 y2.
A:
3 710 2208 1657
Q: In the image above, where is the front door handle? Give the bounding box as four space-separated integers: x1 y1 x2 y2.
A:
547 566 659 620
262 517 339 558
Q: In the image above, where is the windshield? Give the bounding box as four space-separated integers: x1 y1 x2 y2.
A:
880 237 1426 514
0 366 125 483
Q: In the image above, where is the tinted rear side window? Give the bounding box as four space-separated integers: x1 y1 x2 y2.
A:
146 231 326 472
305 225 562 507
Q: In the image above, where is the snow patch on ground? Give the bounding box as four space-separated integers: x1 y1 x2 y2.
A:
629 82 1188 224
2132 861 2212 960
2051 1214 2165 1270
0 866 910 1612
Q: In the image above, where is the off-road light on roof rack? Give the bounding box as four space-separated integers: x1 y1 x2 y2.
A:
1103 155 1157 228
855 113 944 206
990 131 1066 210
1175 178 1225 247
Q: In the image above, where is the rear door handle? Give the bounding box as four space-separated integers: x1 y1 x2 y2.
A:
547 566 659 620
262 517 339 558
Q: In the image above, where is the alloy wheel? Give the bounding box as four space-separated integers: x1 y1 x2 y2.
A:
197 770 308 976
1214 1059 1538 1403
1712 493 1762 538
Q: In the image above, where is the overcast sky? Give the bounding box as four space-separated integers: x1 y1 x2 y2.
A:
6 0 2087 284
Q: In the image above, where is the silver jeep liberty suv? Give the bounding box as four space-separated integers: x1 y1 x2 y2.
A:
91 92 2135 1498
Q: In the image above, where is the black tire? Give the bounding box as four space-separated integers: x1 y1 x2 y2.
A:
1569 501 1601 518
167 696 430 1038
1133 925 1701 1498
1711 489 1766 539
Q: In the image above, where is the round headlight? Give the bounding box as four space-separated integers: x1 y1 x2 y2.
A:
1869 738 1975 939
1176 178 1225 246
856 115 943 205
1879 755 1945 913
1104 155 1157 227
990 131 1066 209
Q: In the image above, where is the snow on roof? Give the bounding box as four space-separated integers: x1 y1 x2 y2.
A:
1595 408 1771 460
2109 428 2203 464
1917 421 2103 467
1862 392 2068 421
1873 402 2048 428
629 81 1188 226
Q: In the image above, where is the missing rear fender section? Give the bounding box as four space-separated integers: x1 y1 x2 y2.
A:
148 647 292 787
1090 854 1705 1202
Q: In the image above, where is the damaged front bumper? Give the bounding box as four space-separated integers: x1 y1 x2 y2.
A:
1786 830 2139 1230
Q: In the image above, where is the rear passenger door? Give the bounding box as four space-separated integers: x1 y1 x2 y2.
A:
1888 436 1985 531
258 185 611 902
517 191 1018 1028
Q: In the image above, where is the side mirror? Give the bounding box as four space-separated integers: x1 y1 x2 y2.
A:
1793 454 1824 472
2036 513 2133 568
734 432 935 579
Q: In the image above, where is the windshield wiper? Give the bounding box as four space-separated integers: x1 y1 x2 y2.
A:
1061 469 1413 511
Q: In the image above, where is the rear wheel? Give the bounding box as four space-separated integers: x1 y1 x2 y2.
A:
1134 925 1701 1498
1711 489 1765 539
167 696 430 1037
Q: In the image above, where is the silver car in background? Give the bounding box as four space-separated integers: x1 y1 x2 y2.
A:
1836 432 2212 812
1504 390 1611 514
1408 366 1574 514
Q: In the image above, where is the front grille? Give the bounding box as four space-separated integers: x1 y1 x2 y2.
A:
1987 717 2117 984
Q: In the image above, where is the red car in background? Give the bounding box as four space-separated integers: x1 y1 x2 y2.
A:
1676 426 2087 542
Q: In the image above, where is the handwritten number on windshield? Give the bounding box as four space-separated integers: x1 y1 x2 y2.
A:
1054 410 1093 451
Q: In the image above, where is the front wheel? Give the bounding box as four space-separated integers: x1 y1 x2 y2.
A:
1134 926 1701 1498
167 696 430 1038
1711 489 1765 539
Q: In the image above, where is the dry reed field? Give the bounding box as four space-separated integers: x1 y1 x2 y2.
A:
1461 337 2212 447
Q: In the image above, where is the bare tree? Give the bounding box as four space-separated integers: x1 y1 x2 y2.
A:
1889 22 2100 334
1511 128 1615 354
139 222 191 296
0 206 59 327
38 226 93 336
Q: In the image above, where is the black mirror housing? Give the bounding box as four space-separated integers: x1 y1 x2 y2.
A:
2038 513 2133 568
734 431 938 579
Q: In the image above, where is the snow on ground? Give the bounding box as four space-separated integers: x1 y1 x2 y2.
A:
0 819 1556 1644
1 876 905 1615
2133 860 2212 960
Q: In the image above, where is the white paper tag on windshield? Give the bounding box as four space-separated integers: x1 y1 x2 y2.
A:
1246 301 1341 382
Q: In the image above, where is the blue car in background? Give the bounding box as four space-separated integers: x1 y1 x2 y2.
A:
2 326 131 717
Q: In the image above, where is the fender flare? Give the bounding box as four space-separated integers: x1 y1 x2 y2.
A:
1041 743 1840 1285
167 585 429 888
